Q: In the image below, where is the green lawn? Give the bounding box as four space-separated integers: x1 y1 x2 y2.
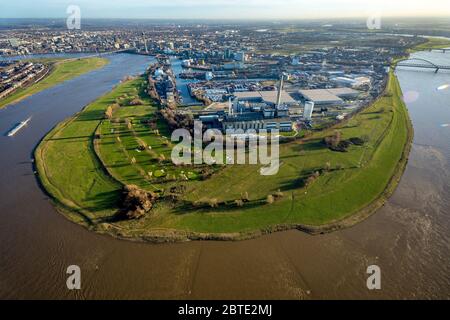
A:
36 71 412 238
34 78 131 225
0 57 108 109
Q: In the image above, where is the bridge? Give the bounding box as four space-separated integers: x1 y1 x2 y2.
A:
396 58 450 73
430 48 449 53
78 48 137 59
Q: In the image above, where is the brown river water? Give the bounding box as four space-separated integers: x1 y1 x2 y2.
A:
0 52 448 299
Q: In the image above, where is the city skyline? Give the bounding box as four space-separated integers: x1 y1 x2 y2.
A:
1 0 450 19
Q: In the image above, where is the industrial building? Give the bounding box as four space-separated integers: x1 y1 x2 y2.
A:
197 75 296 132
330 76 371 88
221 114 293 132
233 90 298 107
298 88 360 106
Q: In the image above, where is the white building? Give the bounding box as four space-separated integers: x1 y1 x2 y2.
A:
298 88 360 106
291 57 301 65
182 59 192 67
331 76 371 88
205 71 214 81
303 101 315 120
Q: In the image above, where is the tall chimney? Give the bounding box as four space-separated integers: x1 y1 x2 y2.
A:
276 74 285 108
228 97 233 116
142 32 148 54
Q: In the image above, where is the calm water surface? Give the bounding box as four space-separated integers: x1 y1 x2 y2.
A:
0 52 449 299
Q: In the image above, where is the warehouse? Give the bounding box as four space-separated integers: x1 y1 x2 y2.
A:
298 88 360 106
233 90 298 106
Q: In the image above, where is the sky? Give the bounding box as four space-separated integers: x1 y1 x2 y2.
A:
1 0 450 19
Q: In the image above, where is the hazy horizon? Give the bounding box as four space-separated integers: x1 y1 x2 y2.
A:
1 0 450 20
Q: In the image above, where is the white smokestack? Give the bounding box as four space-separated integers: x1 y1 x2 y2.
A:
228 97 233 115
276 73 285 108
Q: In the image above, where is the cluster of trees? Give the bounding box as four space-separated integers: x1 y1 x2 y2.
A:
129 98 144 106
192 189 286 208
266 190 284 204
306 171 321 187
324 130 342 149
323 131 366 152
193 198 217 208
159 108 194 131
119 184 159 220
192 90 212 106
192 191 251 209
161 185 186 202
234 191 250 207
189 189 287 209
148 80 159 100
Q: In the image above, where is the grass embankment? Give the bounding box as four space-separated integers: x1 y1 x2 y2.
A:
34 79 133 226
0 57 108 109
409 37 450 53
35 70 412 241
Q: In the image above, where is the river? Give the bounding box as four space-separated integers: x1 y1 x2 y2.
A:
169 56 200 105
0 51 448 299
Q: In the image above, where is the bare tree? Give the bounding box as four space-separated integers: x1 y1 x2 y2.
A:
120 184 158 220
105 105 113 119
209 198 219 208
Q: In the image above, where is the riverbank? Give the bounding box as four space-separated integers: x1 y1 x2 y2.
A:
409 37 450 53
0 57 109 109
34 63 413 242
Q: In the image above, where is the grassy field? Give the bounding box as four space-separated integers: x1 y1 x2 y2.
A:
35 69 412 240
410 37 450 52
0 57 108 109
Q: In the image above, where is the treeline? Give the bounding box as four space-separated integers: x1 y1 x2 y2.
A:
159 108 194 131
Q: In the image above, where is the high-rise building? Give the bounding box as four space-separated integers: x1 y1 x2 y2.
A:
224 48 232 59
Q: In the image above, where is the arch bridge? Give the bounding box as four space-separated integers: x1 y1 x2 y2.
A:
396 58 450 73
